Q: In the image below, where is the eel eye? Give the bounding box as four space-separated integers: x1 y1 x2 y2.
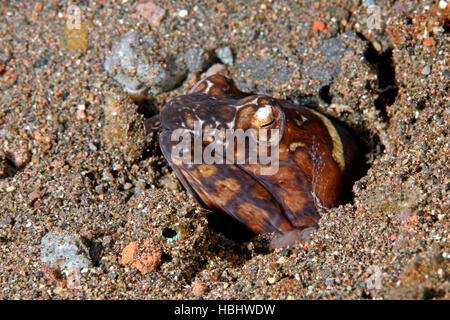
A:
252 105 276 129
250 104 284 145
260 118 275 128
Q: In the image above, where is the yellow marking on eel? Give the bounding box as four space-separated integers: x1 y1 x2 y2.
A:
236 202 270 233
310 110 345 171
289 141 306 152
196 164 218 178
210 177 241 207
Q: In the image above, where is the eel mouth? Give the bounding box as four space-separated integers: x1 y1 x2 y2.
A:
144 114 161 134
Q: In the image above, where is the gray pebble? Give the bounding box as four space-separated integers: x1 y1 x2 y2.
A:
421 65 430 75
184 48 211 73
217 46 234 66
40 231 92 270
104 30 186 96
362 0 376 7
88 142 97 152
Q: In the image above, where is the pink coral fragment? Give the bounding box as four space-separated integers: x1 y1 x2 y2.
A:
137 1 166 27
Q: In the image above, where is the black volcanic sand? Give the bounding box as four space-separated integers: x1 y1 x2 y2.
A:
0 1 448 299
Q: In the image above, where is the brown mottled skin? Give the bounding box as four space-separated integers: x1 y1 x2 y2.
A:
145 75 360 247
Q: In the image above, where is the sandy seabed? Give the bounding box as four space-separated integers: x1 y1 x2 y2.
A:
0 0 448 299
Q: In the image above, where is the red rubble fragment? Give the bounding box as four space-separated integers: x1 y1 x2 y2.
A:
137 1 166 27
312 20 326 32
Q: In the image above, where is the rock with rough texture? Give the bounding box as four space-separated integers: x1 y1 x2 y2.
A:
120 240 162 274
136 1 166 27
184 48 212 73
40 231 92 270
102 93 147 164
104 30 187 96
217 46 233 66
